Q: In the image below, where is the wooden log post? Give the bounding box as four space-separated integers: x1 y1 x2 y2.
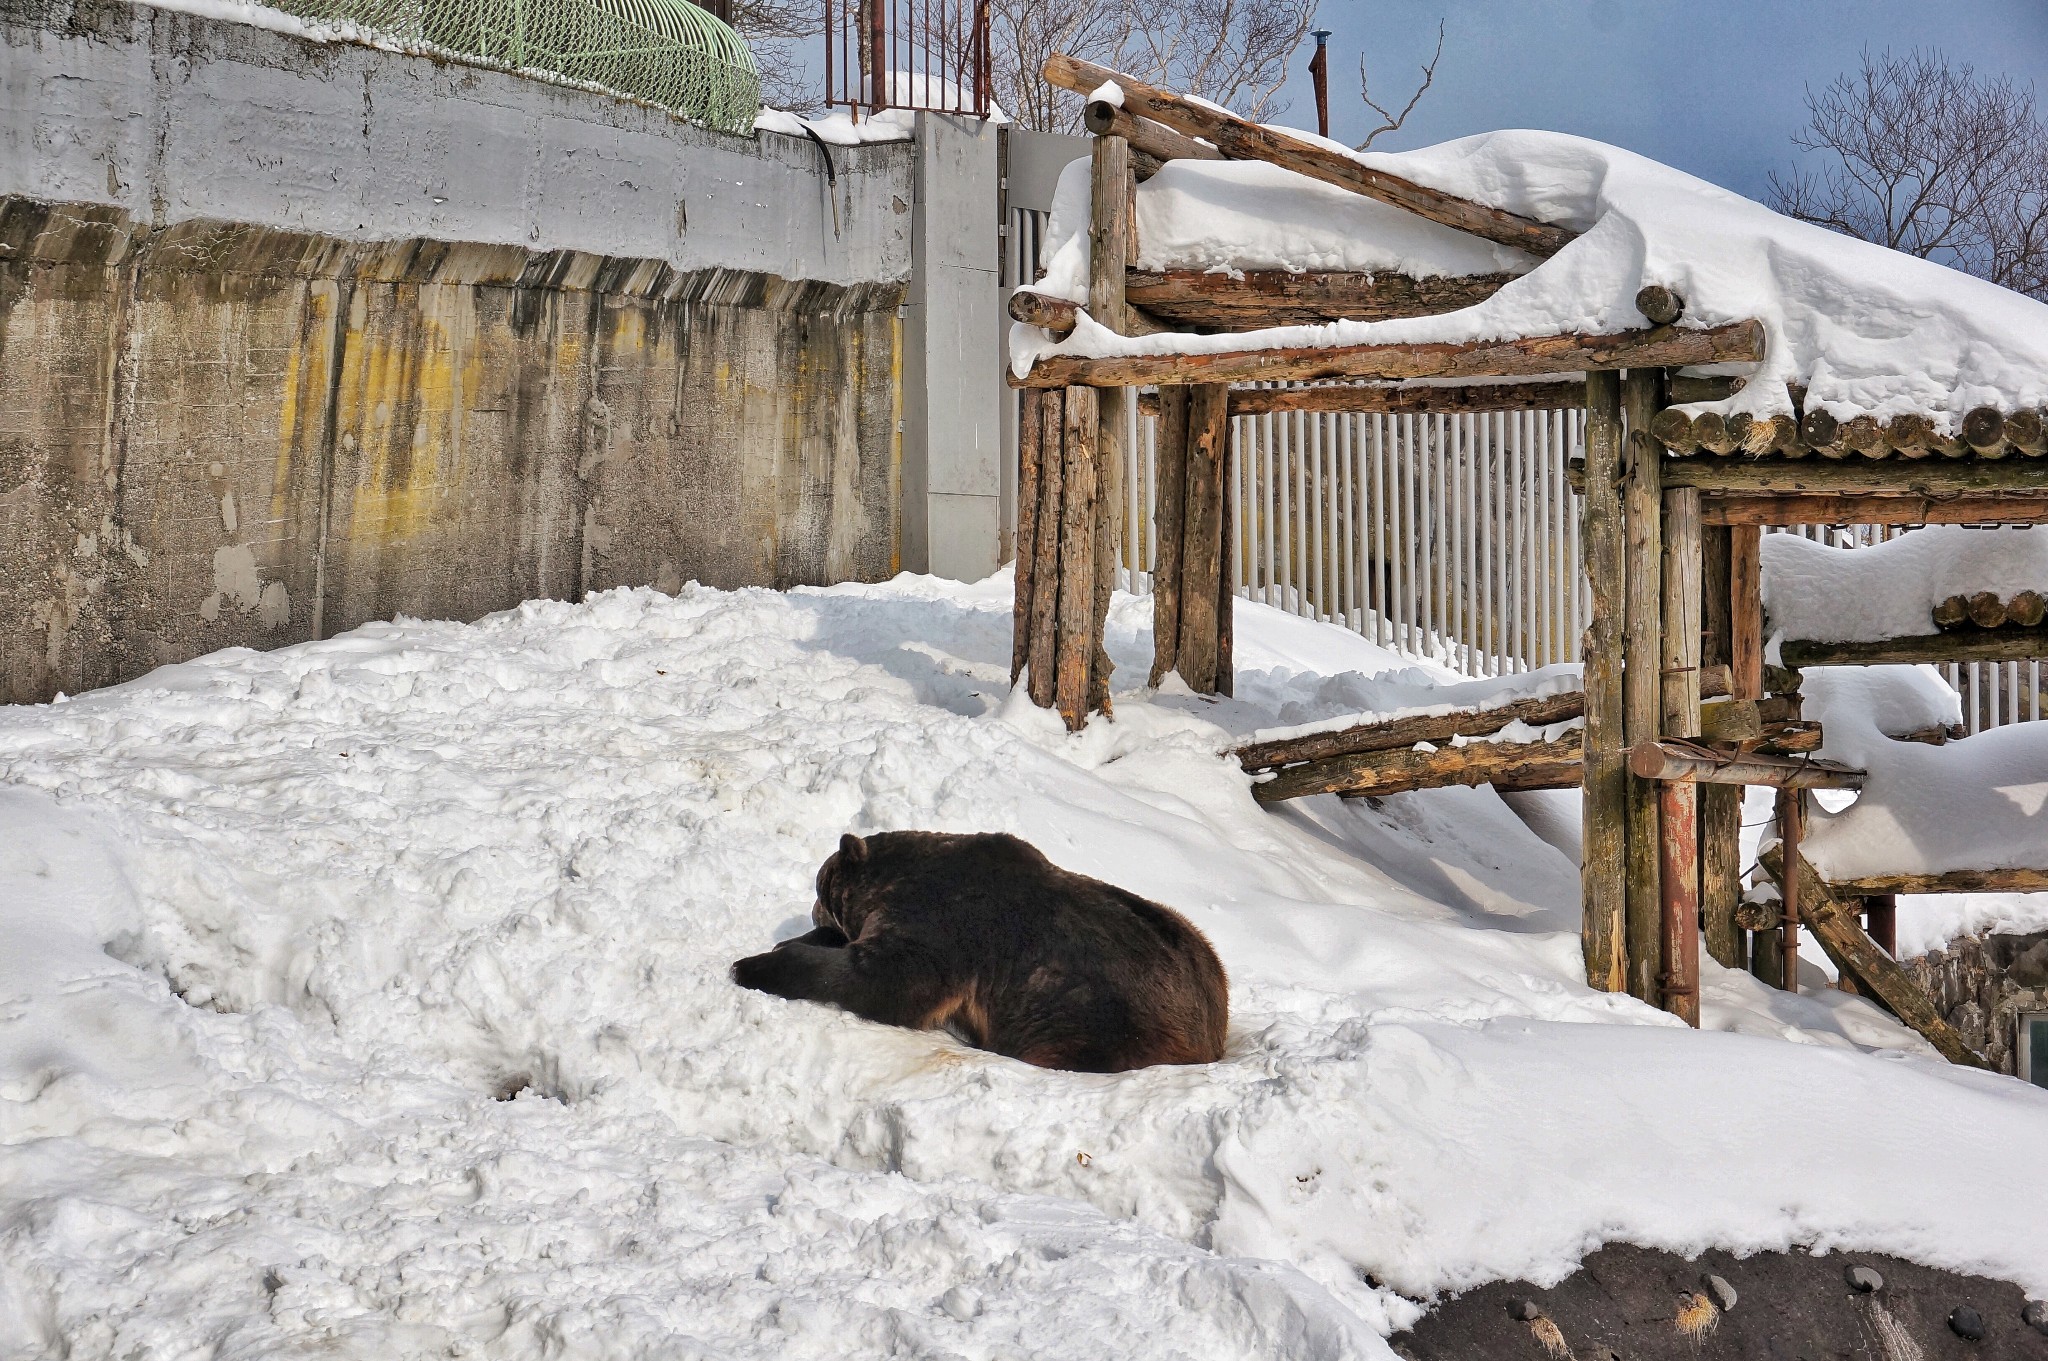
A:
1777 788 1802 991
1013 390 1044 686
1659 486 1703 1024
1730 522 1765 979
1088 133 1134 719
1148 388 1190 687
1699 524 1743 969
1055 387 1101 731
1622 368 1666 1004
1581 370 1629 994
1027 389 1066 710
1865 893 1898 958
1177 384 1231 692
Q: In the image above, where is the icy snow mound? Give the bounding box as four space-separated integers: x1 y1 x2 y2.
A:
1015 129 2048 430
4 578 2048 1358
1762 526 2048 645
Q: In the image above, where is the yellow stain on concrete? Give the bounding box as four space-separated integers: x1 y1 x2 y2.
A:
270 284 334 525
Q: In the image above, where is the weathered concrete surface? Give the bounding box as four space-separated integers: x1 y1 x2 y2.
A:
2 0 911 703
0 198 903 702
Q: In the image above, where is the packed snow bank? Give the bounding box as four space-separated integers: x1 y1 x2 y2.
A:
1013 130 2048 432
1762 527 2048 646
4 577 2048 1359
1803 666 2048 883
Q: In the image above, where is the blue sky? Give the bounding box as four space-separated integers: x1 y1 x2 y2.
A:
1281 0 2048 200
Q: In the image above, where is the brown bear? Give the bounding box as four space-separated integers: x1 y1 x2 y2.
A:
730 831 1229 1073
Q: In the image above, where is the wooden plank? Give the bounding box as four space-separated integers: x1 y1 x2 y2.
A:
1055 386 1100 730
1665 459 2048 495
1089 136 1134 336
1125 268 1517 330
1148 387 1190 686
1027 389 1065 709
1823 866 2048 895
1252 733 1584 803
1730 525 1763 700
1015 319 1768 389
1581 370 1629 994
1176 384 1229 692
1236 691 1584 770
1701 492 2048 527
1012 389 1044 685
1627 739 1864 789
1781 628 2048 667
1763 847 1993 1068
1043 53 1578 257
1622 368 1666 1005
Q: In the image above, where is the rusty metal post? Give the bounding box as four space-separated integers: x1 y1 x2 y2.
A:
1309 30 1332 139
867 0 887 111
1778 789 1802 990
1659 780 1701 1025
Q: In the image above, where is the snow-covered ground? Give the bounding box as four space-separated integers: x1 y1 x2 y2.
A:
5 575 2048 1359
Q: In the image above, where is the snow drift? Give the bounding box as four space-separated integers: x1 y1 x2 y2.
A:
3 577 2048 1359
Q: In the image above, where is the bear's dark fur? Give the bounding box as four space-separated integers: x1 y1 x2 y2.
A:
730 831 1229 1073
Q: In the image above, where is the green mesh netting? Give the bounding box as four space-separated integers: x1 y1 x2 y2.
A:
274 0 762 134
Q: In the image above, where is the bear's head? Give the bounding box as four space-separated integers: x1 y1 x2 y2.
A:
811 832 874 938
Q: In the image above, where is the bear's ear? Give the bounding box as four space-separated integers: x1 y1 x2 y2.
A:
838 832 868 866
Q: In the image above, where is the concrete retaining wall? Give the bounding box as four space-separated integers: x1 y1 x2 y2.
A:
1 0 916 702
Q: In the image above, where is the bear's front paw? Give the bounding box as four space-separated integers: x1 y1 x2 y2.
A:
731 950 796 995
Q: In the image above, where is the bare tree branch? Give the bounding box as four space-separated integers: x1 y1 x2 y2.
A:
1769 47 2048 300
1356 19 1443 150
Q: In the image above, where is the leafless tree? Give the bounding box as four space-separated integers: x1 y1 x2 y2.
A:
730 0 826 112
989 0 1319 133
1356 19 1443 150
1768 48 2048 300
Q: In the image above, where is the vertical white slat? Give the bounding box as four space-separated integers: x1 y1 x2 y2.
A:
1372 413 1390 647
1262 409 1278 607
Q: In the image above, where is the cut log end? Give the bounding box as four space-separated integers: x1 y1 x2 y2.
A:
1635 284 1686 326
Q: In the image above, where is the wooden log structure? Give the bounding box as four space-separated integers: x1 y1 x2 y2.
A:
1044 53 1579 258
1087 133 1134 718
1251 732 1584 803
1665 457 2048 494
1013 319 1767 389
1822 866 2048 896
1701 494 2048 527
1659 485 1704 1024
1007 288 1169 339
1626 739 1865 790
1141 380 1590 418
1761 847 1992 1068
1124 268 1519 330
1081 99 1224 178
1934 589 2048 630
1699 526 1744 970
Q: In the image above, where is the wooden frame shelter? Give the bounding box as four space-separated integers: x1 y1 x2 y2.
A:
1007 55 2037 1068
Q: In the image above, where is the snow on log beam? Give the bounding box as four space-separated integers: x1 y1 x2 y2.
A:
1778 627 2048 667
1250 733 1584 803
1760 846 1992 1069
1627 739 1864 790
1663 458 2048 493
1013 319 1766 389
1081 101 1223 179
1043 53 1579 258
1235 691 1587 772
1124 268 1519 330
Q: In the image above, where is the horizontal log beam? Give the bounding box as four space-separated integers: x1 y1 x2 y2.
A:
1044 53 1578 258
1126 268 1518 330
1139 380 1591 418
1081 102 1223 178
1822 866 2048 895
1015 320 1766 389
1008 289 1170 339
1251 732 1583 803
1627 739 1864 789
1663 459 2048 495
1236 691 1584 771
1780 628 2048 667
1701 493 2048 526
